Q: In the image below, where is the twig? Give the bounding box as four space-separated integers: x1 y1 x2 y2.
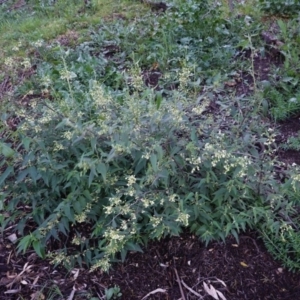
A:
181 279 203 299
67 288 75 300
174 268 186 300
141 288 167 300
7 250 13 265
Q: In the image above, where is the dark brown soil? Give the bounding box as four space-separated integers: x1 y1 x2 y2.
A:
1 232 300 299
276 115 300 165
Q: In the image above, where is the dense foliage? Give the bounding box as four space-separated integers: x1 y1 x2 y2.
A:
259 0 300 16
1 0 300 272
263 19 300 120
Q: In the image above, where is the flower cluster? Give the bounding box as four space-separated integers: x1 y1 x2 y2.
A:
60 69 77 80
129 66 144 91
21 58 31 70
31 39 44 48
203 133 251 177
178 65 192 90
4 57 15 69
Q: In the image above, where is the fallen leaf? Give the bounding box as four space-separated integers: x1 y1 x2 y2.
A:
32 275 40 286
30 291 45 300
4 288 21 294
277 268 283 274
216 290 227 300
141 288 167 300
224 81 236 87
7 234 17 243
216 278 227 287
203 282 219 300
240 261 248 268
71 269 79 280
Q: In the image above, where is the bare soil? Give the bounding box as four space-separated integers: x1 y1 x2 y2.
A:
1 231 300 299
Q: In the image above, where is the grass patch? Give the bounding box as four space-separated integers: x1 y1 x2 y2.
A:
0 0 145 55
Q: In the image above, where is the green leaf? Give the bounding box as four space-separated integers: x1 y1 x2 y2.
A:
89 165 96 187
120 248 127 262
125 242 143 252
90 137 97 151
28 166 39 184
134 159 146 175
63 203 75 222
231 229 239 243
96 163 107 182
0 143 15 157
32 240 45 258
55 118 69 129
105 288 114 299
150 154 157 171
17 235 32 254
74 199 83 214
16 169 29 183
155 145 163 160
22 137 31 151
0 166 13 186
155 92 163 109
58 222 68 236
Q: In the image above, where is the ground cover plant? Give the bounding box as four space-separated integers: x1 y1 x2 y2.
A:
1 0 300 299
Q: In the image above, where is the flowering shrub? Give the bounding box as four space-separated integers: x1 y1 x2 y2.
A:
1 47 298 271
1 0 300 272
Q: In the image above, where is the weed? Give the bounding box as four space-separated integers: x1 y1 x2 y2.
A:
262 18 300 120
105 286 122 300
259 0 300 16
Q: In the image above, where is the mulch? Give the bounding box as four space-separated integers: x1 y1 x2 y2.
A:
1 231 300 299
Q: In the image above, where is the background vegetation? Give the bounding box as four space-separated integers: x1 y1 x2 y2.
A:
1 0 300 284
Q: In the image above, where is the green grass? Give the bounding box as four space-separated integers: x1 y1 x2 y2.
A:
0 0 145 57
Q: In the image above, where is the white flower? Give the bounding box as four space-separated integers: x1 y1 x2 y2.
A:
21 58 31 70
4 57 15 68
31 39 44 48
41 76 52 87
60 70 77 80
126 175 136 186
289 98 297 103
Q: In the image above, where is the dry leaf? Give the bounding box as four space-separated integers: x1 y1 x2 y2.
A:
4 288 21 294
203 282 219 300
141 288 167 300
203 282 227 300
216 290 227 300
7 234 17 243
240 261 248 268
32 275 40 286
30 291 45 300
72 269 79 280
67 288 75 300
216 278 227 287
224 81 236 87
277 268 283 274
